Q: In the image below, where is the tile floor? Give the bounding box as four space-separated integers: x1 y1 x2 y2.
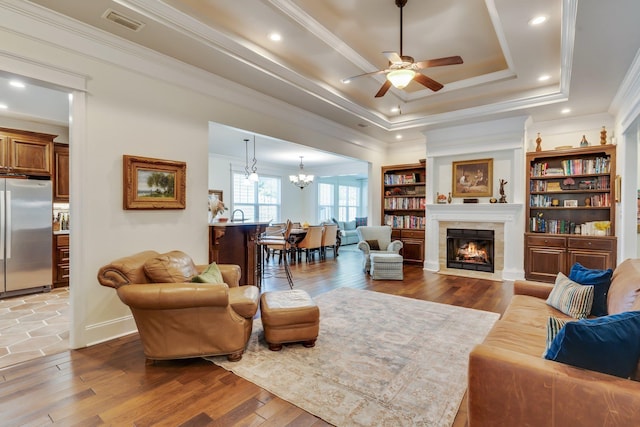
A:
0 287 69 369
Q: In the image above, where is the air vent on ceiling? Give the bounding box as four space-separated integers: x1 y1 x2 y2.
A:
102 9 145 32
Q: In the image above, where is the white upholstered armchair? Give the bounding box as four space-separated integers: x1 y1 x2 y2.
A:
356 226 403 273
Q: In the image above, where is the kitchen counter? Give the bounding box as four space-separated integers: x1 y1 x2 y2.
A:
209 221 270 227
209 222 267 286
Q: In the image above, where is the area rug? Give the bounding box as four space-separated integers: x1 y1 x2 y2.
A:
206 287 499 426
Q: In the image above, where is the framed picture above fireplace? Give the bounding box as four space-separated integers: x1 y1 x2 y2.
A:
452 158 493 198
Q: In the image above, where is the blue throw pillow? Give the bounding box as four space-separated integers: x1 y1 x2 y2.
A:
568 262 613 316
355 217 367 227
544 311 640 378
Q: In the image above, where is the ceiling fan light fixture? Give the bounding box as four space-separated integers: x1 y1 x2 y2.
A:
387 69 415 89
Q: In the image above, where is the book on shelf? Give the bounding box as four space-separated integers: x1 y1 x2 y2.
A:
384 172 421 185
546 182 562 191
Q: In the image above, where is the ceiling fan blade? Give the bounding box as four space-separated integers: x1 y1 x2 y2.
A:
414 56 463 69
414 73 444 92
342 69 386 83
375 80 392 98
383 51 403 64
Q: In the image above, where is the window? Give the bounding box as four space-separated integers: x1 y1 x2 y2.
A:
317 177 366 221
339 184 359 221
318 182 334 222
232 173 281 222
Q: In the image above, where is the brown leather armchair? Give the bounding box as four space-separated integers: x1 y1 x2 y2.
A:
97 250 259 362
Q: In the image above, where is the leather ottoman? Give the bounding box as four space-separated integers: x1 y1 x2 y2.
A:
370 253 403 280
260 289 320 351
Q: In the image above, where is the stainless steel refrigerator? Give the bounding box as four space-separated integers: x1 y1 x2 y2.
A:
0 178 52 298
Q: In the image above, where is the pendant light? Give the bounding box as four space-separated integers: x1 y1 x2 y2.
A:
244 136 259 182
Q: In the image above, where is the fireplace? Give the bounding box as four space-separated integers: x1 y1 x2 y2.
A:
446 228 495 273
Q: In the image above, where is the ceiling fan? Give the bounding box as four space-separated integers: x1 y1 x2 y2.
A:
343 0 463 98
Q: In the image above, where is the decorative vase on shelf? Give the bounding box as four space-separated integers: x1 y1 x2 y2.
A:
535 133 542 152
580 135 589 147
447 192 452 203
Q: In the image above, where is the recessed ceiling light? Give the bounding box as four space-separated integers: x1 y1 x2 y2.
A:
529 15 547 26
342 78 351 84
395 134 402 140
390 107 399 113
538 74 551 82
269 32 282 42
9 80 25 88
561 108 571 114
0 104 7 109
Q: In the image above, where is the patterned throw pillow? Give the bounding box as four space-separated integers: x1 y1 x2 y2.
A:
543 317 571 357
355 217 367 227
546 273 594 319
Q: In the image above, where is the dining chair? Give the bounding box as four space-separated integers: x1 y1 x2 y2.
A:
295 225 324 262
321 223 339 259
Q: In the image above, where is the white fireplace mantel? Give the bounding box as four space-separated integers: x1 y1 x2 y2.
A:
425 203 525 281
427 203 523 221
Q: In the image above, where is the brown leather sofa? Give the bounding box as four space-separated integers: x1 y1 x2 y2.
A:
468 258 640 426
97 250 259 362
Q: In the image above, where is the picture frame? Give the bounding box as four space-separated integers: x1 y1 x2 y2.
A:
452 158 493 198
564 199 578 207
209 189 223 203
123 155 186 210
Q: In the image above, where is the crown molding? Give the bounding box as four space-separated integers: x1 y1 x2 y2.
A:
609 48 640 132
89 0 575 133
0 0 387 153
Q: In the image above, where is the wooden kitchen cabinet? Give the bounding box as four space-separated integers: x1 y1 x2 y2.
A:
209 223 267 286
0 127 55 176
53 143 69 201
53 234 70 287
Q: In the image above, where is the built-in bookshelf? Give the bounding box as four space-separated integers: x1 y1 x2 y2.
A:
381 162 426 263
524 145 617 282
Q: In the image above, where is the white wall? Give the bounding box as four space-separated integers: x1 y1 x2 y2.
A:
209 153 323 224
0 3 391 348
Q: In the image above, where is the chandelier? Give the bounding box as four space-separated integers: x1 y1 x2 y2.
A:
244 136 259 182
289 156 314 189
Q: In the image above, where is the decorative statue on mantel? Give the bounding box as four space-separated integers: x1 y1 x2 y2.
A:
498 179 508 203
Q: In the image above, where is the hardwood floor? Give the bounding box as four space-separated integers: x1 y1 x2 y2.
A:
0 247 513 426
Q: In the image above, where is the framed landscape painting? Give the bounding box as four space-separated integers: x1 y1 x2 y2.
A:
123 155 186 209
452 158 493 198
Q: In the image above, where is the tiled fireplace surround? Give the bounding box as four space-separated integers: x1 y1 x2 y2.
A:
423 117 528 281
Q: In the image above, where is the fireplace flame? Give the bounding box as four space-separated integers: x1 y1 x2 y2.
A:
456 241 489 264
